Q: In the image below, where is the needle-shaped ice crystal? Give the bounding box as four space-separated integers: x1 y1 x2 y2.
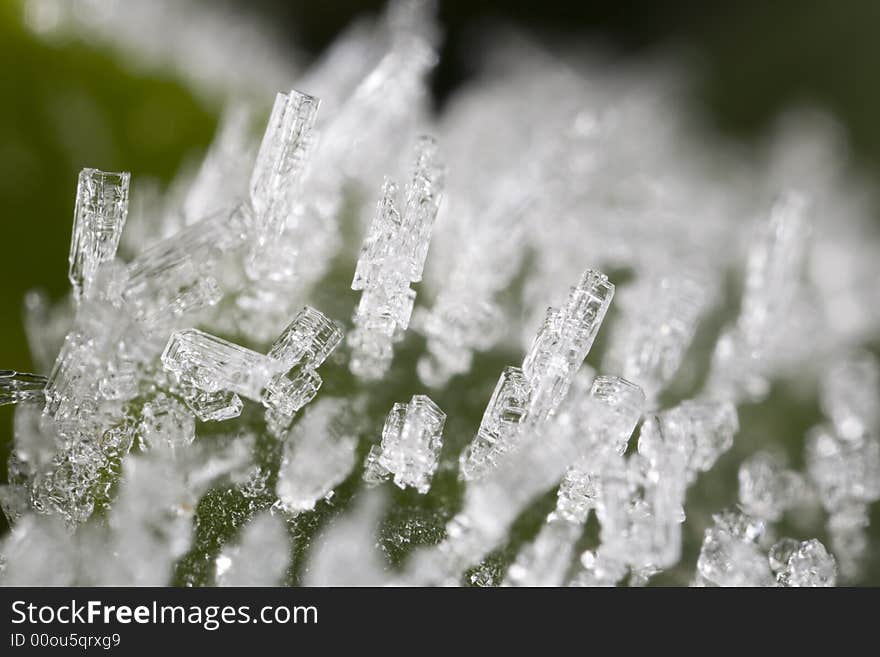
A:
523 269 614 422
68 168 130 302
246 90 320 281
459 366 530 481
364 394 445 493
124 205 247 327
0 371 47 407
349 136 444 380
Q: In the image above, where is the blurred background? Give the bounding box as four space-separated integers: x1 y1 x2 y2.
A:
1 0 879 581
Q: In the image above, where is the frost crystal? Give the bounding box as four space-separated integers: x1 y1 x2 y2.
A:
460 269 614 480
349 136 444 380
5 1 880 587
605 273 712 402
162 306 342 432
68 168 130 302
246 90 319 282
364 394 445 493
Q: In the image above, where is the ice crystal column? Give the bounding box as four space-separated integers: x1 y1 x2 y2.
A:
364 394 445 493
162 306 342 431
246 89 320 282
460 269 614 480
349 136 444 380
68 168 130 302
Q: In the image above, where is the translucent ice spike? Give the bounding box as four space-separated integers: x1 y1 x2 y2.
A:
68 168 130 301
364 394 445 493
0 370 47 406
249 90 319 218
587 375 647 455
523 269 614 422
161 329 271 400
459 366 530 481
246 90 319 280
349 137 445 380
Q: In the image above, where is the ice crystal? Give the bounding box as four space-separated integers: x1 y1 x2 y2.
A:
349 136 444 380
460 269 614 480
364 395 445 493
3 0 880 587
68 168 130 302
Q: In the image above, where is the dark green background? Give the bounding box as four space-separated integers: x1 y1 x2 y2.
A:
1 0 879 583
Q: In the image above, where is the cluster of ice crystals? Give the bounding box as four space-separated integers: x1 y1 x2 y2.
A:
364 395 445 493
4 0 880 587
460 269 614 481
163 306 342 433
349 136 445 380
696 511 837 587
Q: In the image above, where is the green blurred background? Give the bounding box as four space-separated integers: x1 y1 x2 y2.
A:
1 0 879 582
